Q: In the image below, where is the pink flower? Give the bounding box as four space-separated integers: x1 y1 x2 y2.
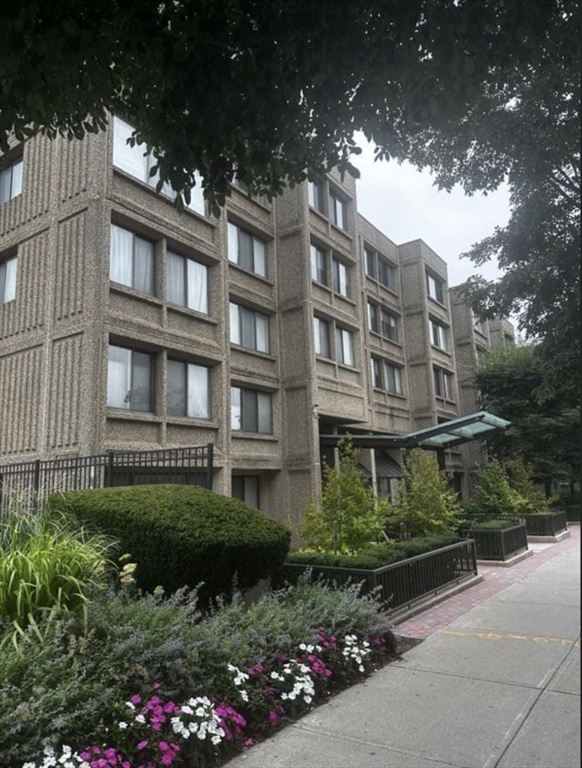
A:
137 739 148 750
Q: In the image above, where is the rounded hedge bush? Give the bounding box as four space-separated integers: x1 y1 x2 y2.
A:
48 485 291 605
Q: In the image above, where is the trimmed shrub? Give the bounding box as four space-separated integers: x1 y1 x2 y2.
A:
505 458 554 513
286 535 460 570
472 459 523 517
49 485 291 603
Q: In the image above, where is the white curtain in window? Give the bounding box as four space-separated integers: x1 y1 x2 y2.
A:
132 351 152 411
107 346 131 409
187 364 209 419
186 174 205 215
255 313 269 353
110 225 133 286
257 392 272 433
230 387 242 430
167 360 187 416
134 237 154 294
253 237 266 276
187 259 207 313
167 252 185 306
3 257 17 302
227 223 238 264
11 159 23 198
229 302 240 344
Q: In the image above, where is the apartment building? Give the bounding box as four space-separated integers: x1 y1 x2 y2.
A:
0 120 512 524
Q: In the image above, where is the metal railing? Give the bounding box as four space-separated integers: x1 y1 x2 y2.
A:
0 444 214 514
523 510 568 536
282 539 478 615
459 524 528 561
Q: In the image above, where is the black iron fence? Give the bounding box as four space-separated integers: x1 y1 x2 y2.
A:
282 539 478 615
0 445 214 514
522 510 568 537
459 523 528 561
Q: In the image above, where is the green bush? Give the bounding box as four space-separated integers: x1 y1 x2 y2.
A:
286 535 460 570
472 459 523 517
462 518 522 531
49 484 290 604
385 448 460 536
0 508 116 643
300 437 389 553
505 458 554 513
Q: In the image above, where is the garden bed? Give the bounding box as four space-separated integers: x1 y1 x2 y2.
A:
522 509 568 537
281 539 478 616
458 521 529 562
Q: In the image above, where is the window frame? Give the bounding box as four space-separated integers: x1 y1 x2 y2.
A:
335 326 355 366
0 156 23 204
329 191 347 230
433 366 454 401
426 271 445 304
371 356 403 395
230 386 273 434
167 359 211 420
231 475 260 508
310 244 327 285
227 222 267 278
429 318 448 351
332 256 350 297
166 250 209 314
364 246 397 293
313 316 331 359
229 301 270 353
110 223 155 296
308 181 325 213
107 344 154 413
0 254 17 305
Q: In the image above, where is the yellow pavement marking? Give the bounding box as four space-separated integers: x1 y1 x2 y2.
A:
439 629 580 647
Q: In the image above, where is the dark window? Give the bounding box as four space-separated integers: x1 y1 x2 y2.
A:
167 360 210 419
107 345 154 412
231 387 273 434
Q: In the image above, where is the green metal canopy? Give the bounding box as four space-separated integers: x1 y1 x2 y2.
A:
320 411 511 451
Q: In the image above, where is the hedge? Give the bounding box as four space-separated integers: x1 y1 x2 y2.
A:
48 485 291 604
285 535 460 570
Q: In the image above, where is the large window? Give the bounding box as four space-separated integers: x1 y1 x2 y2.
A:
336 326 355 366
231 387 272 434
113 116 204 214
0 157 23 204
110 224 155 295
429 318 448 351
310 244 327 284
426 271 445 304
368 301 398 342
0 255 17 304
329 191 347 230
371 357 403 394
227 222 267 278
313 316 331 358
107 345 154 412
433 367 454 400
167 360 210 419
308 181 325 213
229 302 269 353
167 251 208 314
332 257 349 297
365 247 397 292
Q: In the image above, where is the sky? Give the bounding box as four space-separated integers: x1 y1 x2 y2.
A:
351 136 512 289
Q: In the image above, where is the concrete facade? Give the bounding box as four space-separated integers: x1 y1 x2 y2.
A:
0 123 513 524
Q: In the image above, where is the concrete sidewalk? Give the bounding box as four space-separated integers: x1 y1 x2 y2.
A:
225 527 580 768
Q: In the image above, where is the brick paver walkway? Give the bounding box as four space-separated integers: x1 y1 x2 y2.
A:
395 524 580 640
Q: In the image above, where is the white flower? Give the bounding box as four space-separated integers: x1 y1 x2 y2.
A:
135 714 146 724
118 721 128 730
181 705 193 715
125 701 136 710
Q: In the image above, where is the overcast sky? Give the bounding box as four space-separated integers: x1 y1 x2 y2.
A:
351 136 512 289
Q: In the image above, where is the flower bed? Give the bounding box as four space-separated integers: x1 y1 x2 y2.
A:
458 519 528 561
522 510 568 536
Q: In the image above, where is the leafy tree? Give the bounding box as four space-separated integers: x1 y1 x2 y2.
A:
387 449 460 537
475 343 580 494
1 0 577 218
504 458 553 513
300 438 388 554
471 459 522 518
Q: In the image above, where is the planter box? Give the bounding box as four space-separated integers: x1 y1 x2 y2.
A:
553 505 580 523
281 539 478 614
522 510 568 536
459 523 528 562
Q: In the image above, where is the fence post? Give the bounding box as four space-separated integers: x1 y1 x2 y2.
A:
206 443 214 489
105 451 114 487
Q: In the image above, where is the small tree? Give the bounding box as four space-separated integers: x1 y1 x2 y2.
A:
505 457 553 513
300 437 388 554
387 449 460 537
472 459 522 517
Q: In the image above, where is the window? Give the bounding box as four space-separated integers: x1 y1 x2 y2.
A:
371 357 403 394
310 244 326 284
426 271 445 304
368 302 398 342
229 302 269 353
167 360 210 419
110 224 155 295
232 475 260 508
231 387 272 434
434 367 454 400
429 318 448 351
336 327 354 366
329 191 347 230
332 257 349 297
113 116 204 214
0 157 23 204
308 181 325 213
227 222 267 277
313 316 331 358
233 177 250 194
107 345 154 412
473 315 487 335
0 255 17 304
365 247 397 292
167 251 208 314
